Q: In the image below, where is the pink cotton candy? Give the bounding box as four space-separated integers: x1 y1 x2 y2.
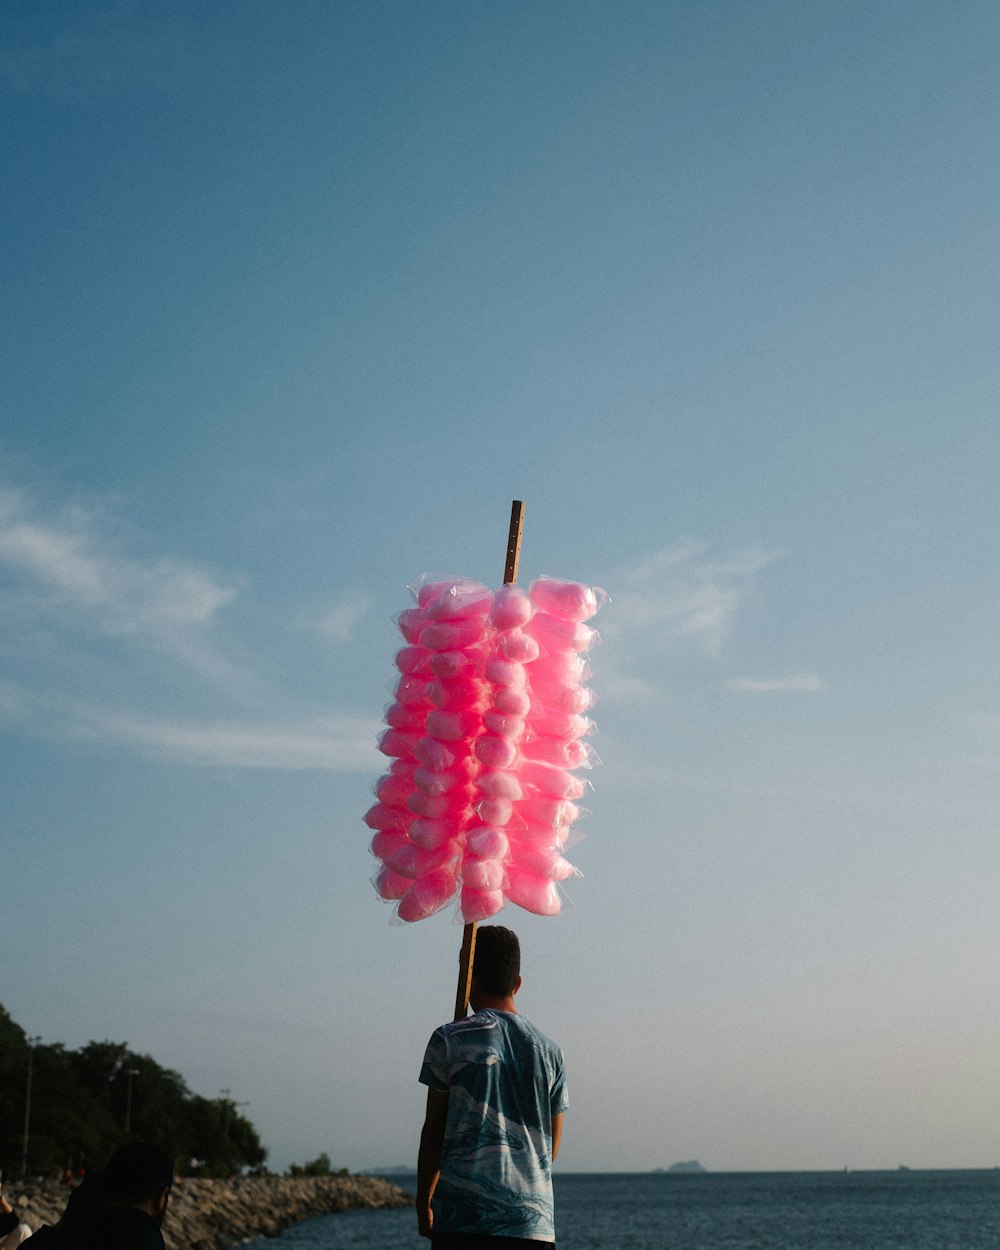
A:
412 737 457 771
526 680 594 714
427 649 480 680
397 869 458 922
414 579 458 609
423 580 492 620
529 576 605 622
384 701 424 731
524 708 592 739
485 658 527 689
369 828 409 861
517 795 582 829
408 818 452 850
426 709 480 742
384 840 458 880
492 631 540 663
466 826 510 860
363 802 411 832
368 573 603 922
462 858 506 891
517 761 586 799
506 843 577 881
374 865 410 901
490 585 534 630
394 675 431 707
378 728 420 758
474 735 519 770
407 788 470 820
420 618 488 650
477 796 513 826
527 614 599 652
475 770 523 800
397 608 428 644
427 679 483 712
504 867 561 916
529 651 590 685
493 687 531 717
520 736 592 770
460 887 506 923
482 709 526 740
394 645 431 675
375 771 412 806
413 765 467 797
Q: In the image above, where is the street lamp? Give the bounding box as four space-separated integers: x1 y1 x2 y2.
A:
219 1090 249 1137
21 1035 40 1179
124 1068 140 1136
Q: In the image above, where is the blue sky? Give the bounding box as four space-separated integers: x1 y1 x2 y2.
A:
3 0 1000 1173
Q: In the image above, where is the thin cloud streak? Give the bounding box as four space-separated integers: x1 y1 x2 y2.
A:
75 708 382 771
314 593 372 643
608 539 777 655
0 676 380 771
0 487 236 634
0 483 380 768
729 673 824 693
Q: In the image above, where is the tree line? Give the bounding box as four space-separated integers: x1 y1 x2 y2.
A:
0 1004 266 1179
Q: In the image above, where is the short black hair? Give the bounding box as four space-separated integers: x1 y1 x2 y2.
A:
101 1142 174 1205
472 926 520 997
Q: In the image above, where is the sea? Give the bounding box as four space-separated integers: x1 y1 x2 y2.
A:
243 1170 1000 1249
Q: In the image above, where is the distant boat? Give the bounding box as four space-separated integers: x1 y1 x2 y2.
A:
654 1161 707 1174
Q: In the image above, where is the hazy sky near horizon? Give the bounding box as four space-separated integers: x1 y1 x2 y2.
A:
4 1 1000 1175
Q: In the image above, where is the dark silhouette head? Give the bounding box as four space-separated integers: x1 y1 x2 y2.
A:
61 1174 106 1225
101 1142 174 1211
472 926 521 998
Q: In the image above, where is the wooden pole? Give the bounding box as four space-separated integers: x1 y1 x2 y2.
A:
453 500 525 1020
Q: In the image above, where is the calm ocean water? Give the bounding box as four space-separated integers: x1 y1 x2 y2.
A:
243 1170 1000 1249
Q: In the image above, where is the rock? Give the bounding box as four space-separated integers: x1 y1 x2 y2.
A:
3 1175 412 1250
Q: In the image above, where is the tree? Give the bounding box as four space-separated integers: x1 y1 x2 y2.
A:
287 1153 346 1177
0 1005 267 1177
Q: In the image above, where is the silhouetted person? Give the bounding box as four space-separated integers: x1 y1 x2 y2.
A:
21 1176 105 1250
0 1188 32 1250
77 1144 173 1250
416 926 568 1248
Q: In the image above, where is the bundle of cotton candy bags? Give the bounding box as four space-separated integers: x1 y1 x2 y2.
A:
364 575 605 923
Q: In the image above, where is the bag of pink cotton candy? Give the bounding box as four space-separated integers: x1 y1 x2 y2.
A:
367 570 605 923
396 868 459 922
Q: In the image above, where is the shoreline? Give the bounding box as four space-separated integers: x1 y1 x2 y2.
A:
7 1174 413 1249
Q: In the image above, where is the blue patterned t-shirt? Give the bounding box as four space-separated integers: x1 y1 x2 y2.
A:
420 1009 568 1242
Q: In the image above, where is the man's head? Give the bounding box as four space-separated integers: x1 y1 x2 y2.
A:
101 1142 174 1224
471 926 521 999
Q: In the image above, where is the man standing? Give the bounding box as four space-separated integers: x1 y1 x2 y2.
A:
417 926 567 1249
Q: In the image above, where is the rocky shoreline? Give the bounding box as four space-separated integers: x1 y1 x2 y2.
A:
7 1174 414 1250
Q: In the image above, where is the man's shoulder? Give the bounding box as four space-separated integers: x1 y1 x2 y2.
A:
83 1206 165 1250
506 1012 564 1055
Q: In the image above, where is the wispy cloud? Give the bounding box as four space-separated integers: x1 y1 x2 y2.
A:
74 708 381 771
0 488 235 635
591 540 778 706
0 481 378 770
607 539 777 654
313 593 372 643
0 675 380 772
728 673 825 693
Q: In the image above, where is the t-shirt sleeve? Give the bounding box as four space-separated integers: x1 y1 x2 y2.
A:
550 1047 569 1114
418 1027 449 1091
